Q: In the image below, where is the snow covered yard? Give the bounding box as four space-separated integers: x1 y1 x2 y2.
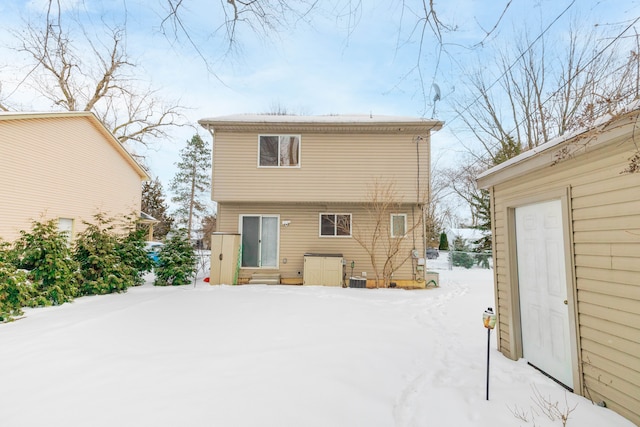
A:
0 266 633 427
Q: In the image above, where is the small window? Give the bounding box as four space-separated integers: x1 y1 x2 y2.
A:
58 218 74 245
391 214 407 238
320 213 351 237
259 135 300 167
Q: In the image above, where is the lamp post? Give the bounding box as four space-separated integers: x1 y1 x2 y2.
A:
483 307 497 400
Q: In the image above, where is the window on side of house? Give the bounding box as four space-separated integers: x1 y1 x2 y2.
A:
259 135 300 167
391 214 407 238
58 217 74 245
320 213 351 237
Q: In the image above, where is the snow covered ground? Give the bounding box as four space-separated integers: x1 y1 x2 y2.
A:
0 259 634 426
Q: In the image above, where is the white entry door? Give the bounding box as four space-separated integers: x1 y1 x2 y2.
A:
515 199 573 389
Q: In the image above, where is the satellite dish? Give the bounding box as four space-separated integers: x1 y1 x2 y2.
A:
432 83 441 102
432 83 442 117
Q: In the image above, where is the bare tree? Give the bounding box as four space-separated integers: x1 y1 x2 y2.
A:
351 180 424 288
9 3 184 149
442 161 486 227
454 24 640 163
426 160 461 243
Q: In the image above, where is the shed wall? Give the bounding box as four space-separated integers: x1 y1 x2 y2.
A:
489 137 640 424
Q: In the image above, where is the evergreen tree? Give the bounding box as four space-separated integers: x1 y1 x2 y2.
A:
470 190 492 251
142 177 174 240
439 232 449 251
170 134 211 240
12 219 78 305
74 213 134 295
154 229 196 286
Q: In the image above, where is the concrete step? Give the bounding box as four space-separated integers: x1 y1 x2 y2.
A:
248 273 281 285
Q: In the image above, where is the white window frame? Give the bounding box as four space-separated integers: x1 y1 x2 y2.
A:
258 134 301 168
238 214 280 269
319 213 352 238
58 217 74 245
390 213 407 238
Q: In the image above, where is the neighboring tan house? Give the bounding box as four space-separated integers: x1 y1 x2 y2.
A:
199 114 443 287
477 106 640 425
0 111 149 243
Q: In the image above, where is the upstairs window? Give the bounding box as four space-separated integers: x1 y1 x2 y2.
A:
320 213 351 237
391 214 407 238
259 135 300 167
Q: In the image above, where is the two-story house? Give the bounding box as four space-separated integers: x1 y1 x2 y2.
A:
199 114 443 287
0 111 148 243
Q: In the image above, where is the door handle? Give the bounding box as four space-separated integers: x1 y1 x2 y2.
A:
564 300 568 305
219 253 223 261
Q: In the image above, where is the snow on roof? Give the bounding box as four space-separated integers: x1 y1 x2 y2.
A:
0 110 95 120
201 113 435 123
199 114 443 131
477 100 640 182
447 228 489 241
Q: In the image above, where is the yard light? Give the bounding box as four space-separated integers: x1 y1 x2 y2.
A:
483 307 496 400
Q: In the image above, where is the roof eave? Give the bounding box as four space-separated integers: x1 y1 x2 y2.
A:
198 116 443 134
0 111 149 181
477 107 640 189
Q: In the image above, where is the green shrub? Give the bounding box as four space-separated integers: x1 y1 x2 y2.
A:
0 241 31 321
452 251 474 269
439 232 449 251
475 252 491 269
74 214 135 295
154 229 196 286
11 219 78 306
116 228 154 286
0 261 30 321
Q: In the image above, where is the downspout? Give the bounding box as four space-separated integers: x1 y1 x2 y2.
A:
204 124 216 205
416 135 427 283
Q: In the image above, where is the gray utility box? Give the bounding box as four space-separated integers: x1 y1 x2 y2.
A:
349 277 367 288
303 253 343 286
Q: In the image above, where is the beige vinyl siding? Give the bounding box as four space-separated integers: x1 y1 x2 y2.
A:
0 115 146 242
218 202 422 283
484 129 640 425
212 131 430 204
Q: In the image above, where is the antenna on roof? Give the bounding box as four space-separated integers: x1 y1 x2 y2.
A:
370 111 372 118
432 83 441 118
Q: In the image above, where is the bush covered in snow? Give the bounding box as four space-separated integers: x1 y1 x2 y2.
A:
11 219 78 306
74 213 154 295
0 214 162 321
0 242 30 321
154 229 196 286
115 228 155 286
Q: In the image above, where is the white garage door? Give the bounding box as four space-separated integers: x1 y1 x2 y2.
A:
515 199 573 389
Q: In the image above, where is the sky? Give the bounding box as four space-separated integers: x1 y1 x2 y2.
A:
0 263 636 426
1 0 639 218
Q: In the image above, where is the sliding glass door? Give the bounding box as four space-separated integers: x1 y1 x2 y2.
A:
240 215 279 268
